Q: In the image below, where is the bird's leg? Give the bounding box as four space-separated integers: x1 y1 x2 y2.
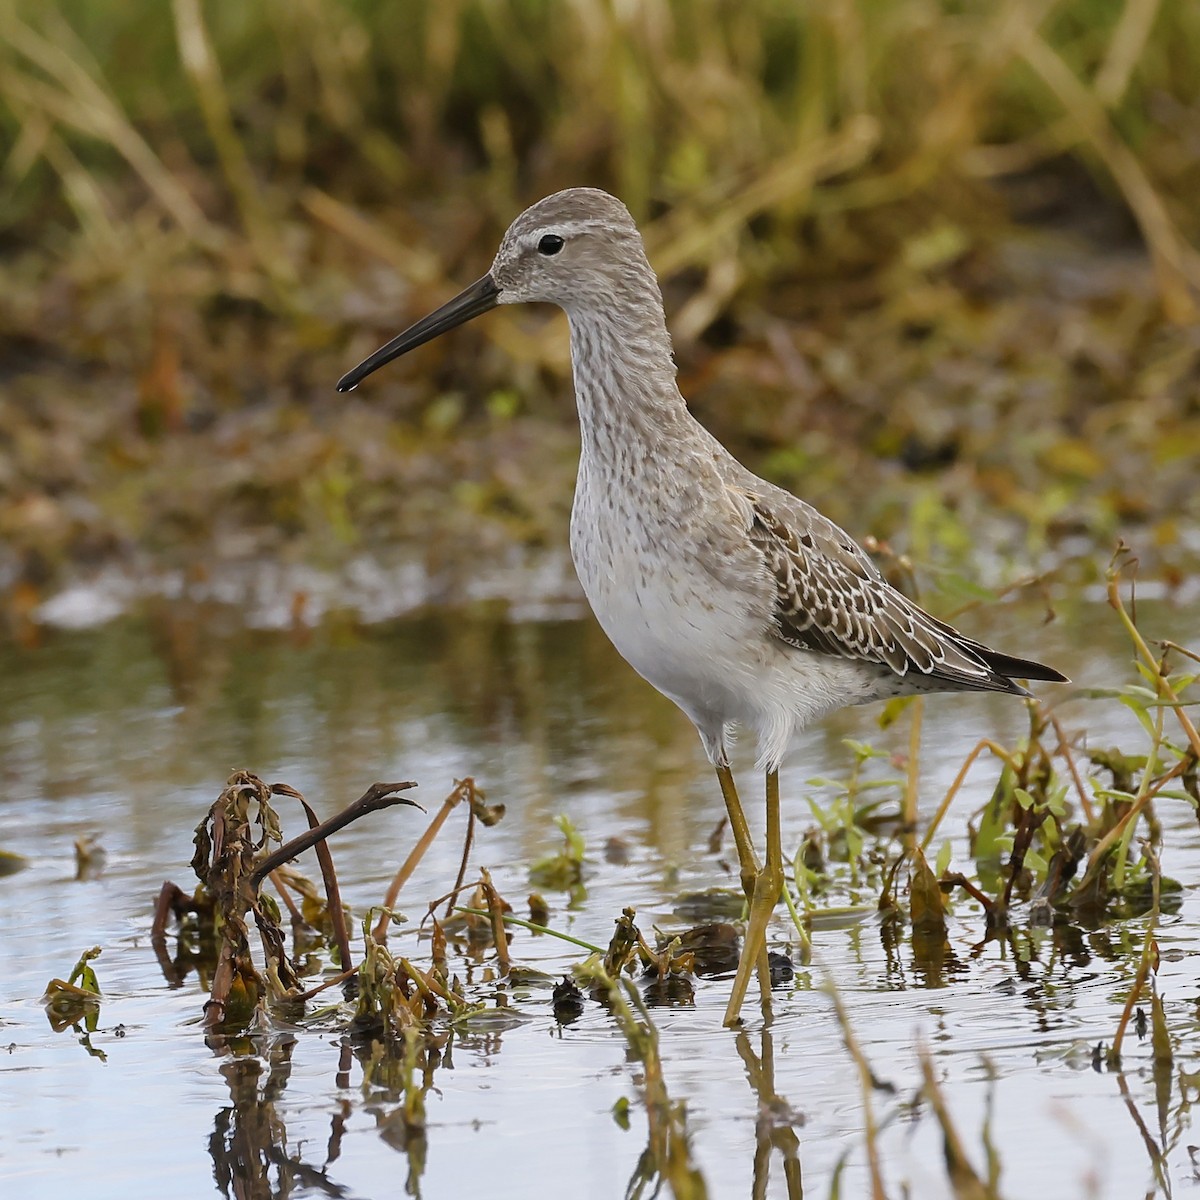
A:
715 764 773 1022
723 768 785 1028
715 764 760 900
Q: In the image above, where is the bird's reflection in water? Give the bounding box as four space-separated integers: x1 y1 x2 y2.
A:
736 1021 805 1200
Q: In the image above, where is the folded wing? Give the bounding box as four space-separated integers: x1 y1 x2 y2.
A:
746 497 1067 694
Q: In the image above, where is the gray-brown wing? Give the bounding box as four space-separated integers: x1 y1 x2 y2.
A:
746 497 1027 693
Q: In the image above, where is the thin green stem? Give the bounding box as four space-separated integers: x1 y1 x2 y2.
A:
781 884 812 959
452 906 605 954
1112 699 1164 891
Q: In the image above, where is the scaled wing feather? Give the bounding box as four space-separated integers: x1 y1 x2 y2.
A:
746 498 1007 690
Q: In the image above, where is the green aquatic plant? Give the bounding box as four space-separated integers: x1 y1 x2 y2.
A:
529 812 587 895
42 944 103 1031
42 945 106 1060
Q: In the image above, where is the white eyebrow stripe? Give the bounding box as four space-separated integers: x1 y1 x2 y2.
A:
525 219 609 241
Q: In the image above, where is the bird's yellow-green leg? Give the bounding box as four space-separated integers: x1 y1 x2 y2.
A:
715 764 773 1023
723 768 785 1027
715 764 760 900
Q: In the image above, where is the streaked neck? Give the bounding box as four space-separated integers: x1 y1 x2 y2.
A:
566 296 687 454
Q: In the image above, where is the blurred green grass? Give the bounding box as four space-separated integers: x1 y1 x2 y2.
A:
0 0 1198 606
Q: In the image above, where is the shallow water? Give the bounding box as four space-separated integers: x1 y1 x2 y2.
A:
1 591 1197 1198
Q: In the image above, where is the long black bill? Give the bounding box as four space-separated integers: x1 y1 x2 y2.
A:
336 273 501 393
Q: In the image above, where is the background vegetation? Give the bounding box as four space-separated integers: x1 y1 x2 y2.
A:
1 0 1198 614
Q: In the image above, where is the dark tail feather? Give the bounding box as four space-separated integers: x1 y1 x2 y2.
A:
975 646 1069 684
923 612 1069 685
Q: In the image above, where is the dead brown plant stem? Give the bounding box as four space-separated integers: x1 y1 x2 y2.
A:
292 966 358 1003
941 872 996 913
904 697 923 846
1049 714 1096 825
151 881 195 943
300 188 441 282
205 943 239 1029
170 0 295 288
443 802 477 923
269 869 304 924
480 868 511 975
1016 22 1199 322
276 785 354 975
396 957 458 1007
374 782 466 943
647 117 878 274
920 740 1020 852
1108 930 1156 1064
2 15 213 240
1001 802 1040 910
396 957 441 1007
1095 0 1162 105
1160 640 1200 667
249 781 419 888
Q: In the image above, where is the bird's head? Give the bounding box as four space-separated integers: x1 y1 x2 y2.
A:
337 188 651 392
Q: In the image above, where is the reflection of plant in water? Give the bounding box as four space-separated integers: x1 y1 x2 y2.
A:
209 1036 401 1200
151 772 509 1199
577 958 708 1200
360 1026 437 1198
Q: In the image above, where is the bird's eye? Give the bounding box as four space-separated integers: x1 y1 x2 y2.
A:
537 234 565 256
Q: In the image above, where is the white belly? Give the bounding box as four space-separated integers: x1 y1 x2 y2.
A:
569 488 880 768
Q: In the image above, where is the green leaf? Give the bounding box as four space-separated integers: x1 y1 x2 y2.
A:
1151 989 1172 1065
806 797 837 832
1120 701 1159 741
974 797 1006 862
558 814 586 860
67 946 103 991
1092 788 1138 804
1024 848 1048 876
935 840 952 877
1157 790 1199 807
1047 785 1068 817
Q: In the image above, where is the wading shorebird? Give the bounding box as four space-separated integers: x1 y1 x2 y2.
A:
338 188 1066 1026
